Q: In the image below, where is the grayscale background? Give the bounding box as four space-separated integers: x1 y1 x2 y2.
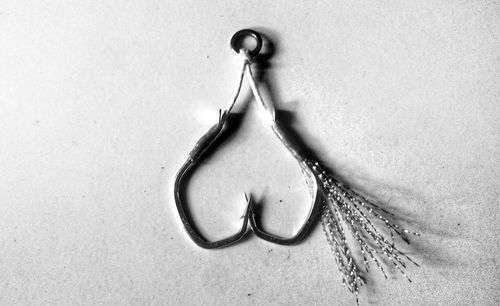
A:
0 1 499 305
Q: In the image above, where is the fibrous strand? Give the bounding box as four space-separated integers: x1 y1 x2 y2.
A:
309 160 419 305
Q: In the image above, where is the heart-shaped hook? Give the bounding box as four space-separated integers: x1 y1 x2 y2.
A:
173 30 322 248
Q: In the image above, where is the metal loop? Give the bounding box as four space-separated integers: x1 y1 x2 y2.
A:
230 29 263 58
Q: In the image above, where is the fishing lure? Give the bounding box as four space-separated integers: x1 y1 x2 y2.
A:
173 29 419 304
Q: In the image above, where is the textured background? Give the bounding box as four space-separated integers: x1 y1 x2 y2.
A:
0 1 499 305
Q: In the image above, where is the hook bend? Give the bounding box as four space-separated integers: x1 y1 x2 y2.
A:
174 112 251 249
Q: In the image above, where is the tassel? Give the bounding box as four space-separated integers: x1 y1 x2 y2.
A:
308 161 420 304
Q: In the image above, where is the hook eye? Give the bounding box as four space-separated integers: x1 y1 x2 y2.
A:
230 29 263 58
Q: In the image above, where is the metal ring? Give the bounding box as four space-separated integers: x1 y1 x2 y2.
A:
230 29 262 58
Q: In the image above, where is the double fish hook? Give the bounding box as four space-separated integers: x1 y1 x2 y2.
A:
173 29 323 249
